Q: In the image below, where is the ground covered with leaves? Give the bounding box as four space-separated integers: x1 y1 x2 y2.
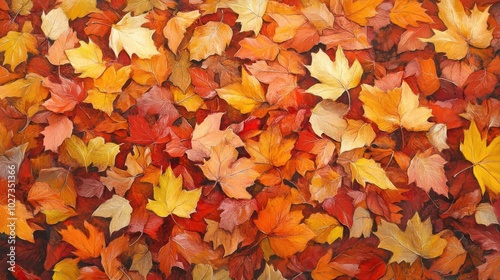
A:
1 0 500 279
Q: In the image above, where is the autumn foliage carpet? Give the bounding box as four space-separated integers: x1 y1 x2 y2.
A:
1 0 500 279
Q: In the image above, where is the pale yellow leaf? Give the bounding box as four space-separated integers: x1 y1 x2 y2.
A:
41 8 70 40
229 0 268 34
350 158 397 190
65 40 106 78
188 21 233 61
309 100 348 142
110 13 159 59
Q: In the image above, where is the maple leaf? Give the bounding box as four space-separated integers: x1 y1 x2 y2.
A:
85 65 131 115
350 158 397 190
254 197 315 258
218 198 258 231
204 219 244 257
92 195 133 234
229 0 268 34
65 40 106 78
131 46 171 86
341 119 376 153
37 167 77 207
42 76 86 113
216 68 266 114
59 220 105 259
302 1 335 32
306 47 363 101
0 73 49 117
164 10 200 53
420 0 493 60
309 100 348 142
0 201 38 242
124 0 176 15
341 0 383 26
408 149 449 197
41 115 73 152
429 230 467 276
110 13 159 59
200 142 258 199
0 22 38 70
460 121 500 194
41 7 70 40
59 0 98 20
374 212 447 264
146 166 201 218
53 258 80 280
305 213 344 244
186 112 244 162
389 0 433 28
63 135 120 172
359 82 433 133
187 21 233 61
246 127 295 172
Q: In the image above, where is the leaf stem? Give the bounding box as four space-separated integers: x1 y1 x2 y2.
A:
452 164 474 178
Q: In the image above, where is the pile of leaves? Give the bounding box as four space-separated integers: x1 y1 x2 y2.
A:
1 0 500 278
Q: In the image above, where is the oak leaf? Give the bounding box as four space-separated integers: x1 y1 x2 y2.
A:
359 82 433 133
110 13 159 59
65 40 106 78
420 0 493 60
374 213 447 264
187 21 232 61
254 197 315 258
216 68 266 114
92 195 133 234
59 220 105 259
146 167 201 218
0 22 37 70
408 149 448 197
164 10 200 53
200 142 259 199
63 135 120 172
460 121 500 194
229 0 268 34
350 158 397 190
389 0 433 28
306 47 363 101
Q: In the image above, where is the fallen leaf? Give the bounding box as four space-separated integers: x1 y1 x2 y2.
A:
257 263 285 280
216 68 266 114
92 195 133 234
305 213 344 244
349 207 373 238
188 21 233 61
63 135 120 172
41 7 70 40
59 220 105 259
59 0 98 20
164 10 200 53
204 219 244 257
124 0 176 15
65 40 106 78
309 100 348 142
389 0 433 28
229 0 268 34
475 203 499 226
0 22 38 70
408 149 449 197
341 0 384 26
350 158 397 190
52 258 80 280
41 114 73 152
234 34 280 61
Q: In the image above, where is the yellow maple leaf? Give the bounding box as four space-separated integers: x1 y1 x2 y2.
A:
340 119 376 153
131 46 171 86
305 213 344 244
200 142 259 199
216 68 266 114
85 65 131 115
65 40 106 78
172 86 204 112
0 201 38 242
41 7 70 40
341 0 383 26
302 1 335 32
10 0 33 15
164 10 200 53
0 22 38 70
64 135 120 172
306 47 363 101
389 0 433 28
0 73 48 117
92 195 132 234
374 213 447 264
59 0 98 20
350 158 397 190
187 21 233 61
53 258 80 280
229 0 268 34
420 0 493 60
359 82 433 133
146 166 201 218
110 13 160 59
460 121 500 194
124 0 176 15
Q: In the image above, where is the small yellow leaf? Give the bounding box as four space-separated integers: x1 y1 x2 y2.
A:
92 195 133 234
340 119 376 153
229 0 268 34
306 47 363 101
53 258 80 280
10 0 33 15
0 74 48 117
110 13 159 59
65 40 106 78
64 135 120 172
374 213 447 264
59 0 98 20
85 65 131 115
41 7 70 40
350 158 397 190
216 68 266 114
309 100 348 142
172 86 204 112
341 0 383 26
475 203 499 226
146 167 201 218
188 21 233 61
305 213 344 244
